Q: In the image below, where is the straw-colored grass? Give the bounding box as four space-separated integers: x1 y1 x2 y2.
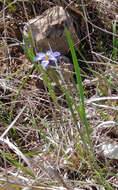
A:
0 1 118 190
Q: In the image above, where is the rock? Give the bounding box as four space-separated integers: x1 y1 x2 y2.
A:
23 6 79 54
101 142 118 160
93 121 118 160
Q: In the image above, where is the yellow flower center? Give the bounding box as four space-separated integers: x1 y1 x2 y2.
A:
45 57 49 60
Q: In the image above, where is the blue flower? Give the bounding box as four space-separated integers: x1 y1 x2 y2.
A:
33 50 61 70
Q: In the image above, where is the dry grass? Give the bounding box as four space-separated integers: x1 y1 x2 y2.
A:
0 0 118 190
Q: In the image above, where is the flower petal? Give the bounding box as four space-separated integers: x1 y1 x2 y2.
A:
33 52 46 62
53 52 60 57
41 60 49 69
37 54 46 61
37 52 45 57
46 50 52 56
33 56 40 62
49 56 57 62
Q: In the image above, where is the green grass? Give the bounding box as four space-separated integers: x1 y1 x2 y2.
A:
113 20 118 62
0 30 115 190
0 1 118 189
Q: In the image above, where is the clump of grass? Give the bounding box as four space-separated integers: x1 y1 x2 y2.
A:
0 30 115 190
0 1 118 189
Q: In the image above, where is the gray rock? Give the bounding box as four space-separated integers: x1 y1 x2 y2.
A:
23 6 79 54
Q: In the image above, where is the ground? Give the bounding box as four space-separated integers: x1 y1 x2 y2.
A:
0 1 118 190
